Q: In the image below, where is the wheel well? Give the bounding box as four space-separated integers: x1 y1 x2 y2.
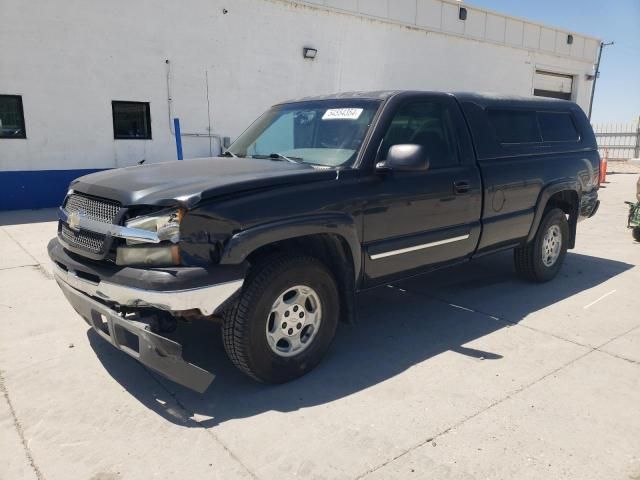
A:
246 234 357 324
546 190 578 248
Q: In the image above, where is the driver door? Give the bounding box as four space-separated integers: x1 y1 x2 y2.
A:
362 94 482 286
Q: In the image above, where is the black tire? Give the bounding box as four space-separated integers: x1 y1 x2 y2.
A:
633 227 640 242
222 254 339 383
514 208 569 282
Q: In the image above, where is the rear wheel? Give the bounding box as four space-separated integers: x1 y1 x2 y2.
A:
514 208 569 282
222 254 339 383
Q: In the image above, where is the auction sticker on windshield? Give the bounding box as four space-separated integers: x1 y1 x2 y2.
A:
322 108 363 120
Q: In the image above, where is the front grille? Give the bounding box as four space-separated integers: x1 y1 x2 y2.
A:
64 193 121 223
60 223 106 254
60 193 121 257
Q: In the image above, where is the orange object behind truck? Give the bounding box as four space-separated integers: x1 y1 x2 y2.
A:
600 148 608 184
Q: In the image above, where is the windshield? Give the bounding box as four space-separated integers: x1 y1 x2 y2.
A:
227 99 381 167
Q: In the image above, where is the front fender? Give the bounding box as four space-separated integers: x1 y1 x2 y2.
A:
219 213 362 281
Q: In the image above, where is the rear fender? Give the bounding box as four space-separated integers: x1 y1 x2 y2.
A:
527 180 580 244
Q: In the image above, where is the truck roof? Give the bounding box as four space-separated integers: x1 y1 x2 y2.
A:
278 91 400 103
451 92 573 109
277 90 595 161
279 90 573 106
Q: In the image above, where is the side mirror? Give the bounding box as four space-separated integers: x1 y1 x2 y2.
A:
376 144 429 173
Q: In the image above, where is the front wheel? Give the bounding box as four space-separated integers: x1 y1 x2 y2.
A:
222 255 339 383
514 208 569 282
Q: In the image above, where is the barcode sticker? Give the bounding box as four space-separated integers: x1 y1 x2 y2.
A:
322 108 363 120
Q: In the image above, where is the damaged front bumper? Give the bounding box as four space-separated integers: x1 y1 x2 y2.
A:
48 239 245 392
57 280 215 392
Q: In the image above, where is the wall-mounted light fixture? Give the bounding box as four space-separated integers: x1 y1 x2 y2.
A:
567 34 574 45
459 7 467 20
303 47 318 59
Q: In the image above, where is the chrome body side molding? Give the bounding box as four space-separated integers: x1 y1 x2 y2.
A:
369 234 471 260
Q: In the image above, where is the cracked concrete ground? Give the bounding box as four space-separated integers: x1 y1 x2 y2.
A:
1 174 639 480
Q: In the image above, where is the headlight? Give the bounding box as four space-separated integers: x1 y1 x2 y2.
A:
116 208 184 266
125 208 183 245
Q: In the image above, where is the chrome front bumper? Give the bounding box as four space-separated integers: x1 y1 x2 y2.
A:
52 262 243 316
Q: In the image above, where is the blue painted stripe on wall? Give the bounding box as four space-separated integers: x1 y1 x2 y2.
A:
0 169 107 211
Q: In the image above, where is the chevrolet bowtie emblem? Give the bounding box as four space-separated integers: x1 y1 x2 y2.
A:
68 211 82 231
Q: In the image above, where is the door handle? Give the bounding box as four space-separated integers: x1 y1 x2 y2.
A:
454 181 470 195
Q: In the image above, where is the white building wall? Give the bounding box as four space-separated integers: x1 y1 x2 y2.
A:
0 0 600 174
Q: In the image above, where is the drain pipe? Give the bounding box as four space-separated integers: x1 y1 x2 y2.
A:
165 59 226 153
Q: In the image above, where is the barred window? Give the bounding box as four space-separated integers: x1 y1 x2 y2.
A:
0 95 26 139
112 101 151 139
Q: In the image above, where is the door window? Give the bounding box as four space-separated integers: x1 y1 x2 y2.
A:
380 101 459 168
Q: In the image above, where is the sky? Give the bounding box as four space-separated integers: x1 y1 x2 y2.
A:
468 0 640 124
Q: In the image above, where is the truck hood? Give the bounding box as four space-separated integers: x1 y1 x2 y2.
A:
70 157 337 208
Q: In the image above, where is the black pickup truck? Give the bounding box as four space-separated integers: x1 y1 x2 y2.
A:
49 91 600 392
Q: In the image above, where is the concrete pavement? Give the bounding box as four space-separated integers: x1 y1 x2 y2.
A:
1 174 639 480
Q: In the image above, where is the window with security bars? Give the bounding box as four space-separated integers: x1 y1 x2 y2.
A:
112 101 152 139
0 95 26 139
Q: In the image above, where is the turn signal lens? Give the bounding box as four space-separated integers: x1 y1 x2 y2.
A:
116 245 180 266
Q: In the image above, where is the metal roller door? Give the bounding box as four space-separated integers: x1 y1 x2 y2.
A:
533 71 573 100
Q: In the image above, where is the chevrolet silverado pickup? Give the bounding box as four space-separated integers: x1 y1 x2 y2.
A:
49 91 600 392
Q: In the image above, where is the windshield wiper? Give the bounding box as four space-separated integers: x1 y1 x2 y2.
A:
222 150 239 158
252 153 304 164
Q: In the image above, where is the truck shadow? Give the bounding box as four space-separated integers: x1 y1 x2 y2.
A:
88 250 633 428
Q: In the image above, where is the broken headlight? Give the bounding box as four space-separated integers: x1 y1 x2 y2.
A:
125 208 183 245
116 208 183 266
